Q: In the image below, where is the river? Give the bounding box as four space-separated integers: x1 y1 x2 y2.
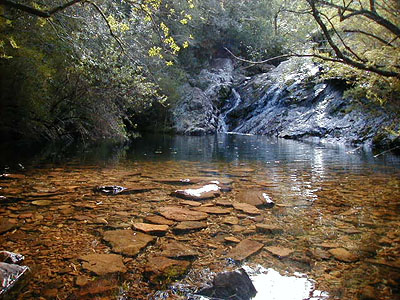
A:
0 134 399 300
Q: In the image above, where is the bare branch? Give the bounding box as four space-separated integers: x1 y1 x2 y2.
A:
0 0 84 18
343 29 395 46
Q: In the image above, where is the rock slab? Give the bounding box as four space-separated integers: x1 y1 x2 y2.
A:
144 256 191 287
103 230 155 256
80 253 127 275
227 239 264 261
133 223 169 235
172 184 221 201
158 206 208 221
328 248 358 262
236 190 275 208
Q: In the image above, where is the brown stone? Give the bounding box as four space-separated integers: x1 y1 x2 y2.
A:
75 276 90 287
215 199 233 207
133 223 169 235
266 246 294 258
172 184 221 201
232 202 261 215
79 253 127 275
144 256 191 286
31 200 52 206
144 215 175 226
158 206 208 221
160 241 199 258
74 278 119 298
226 239 264 261
103 230 155 256
328 248 358 262
194 206 231 215
0 218 16 234
224 237 241 243
181 200 202 207
235 191 274 208
223 216 239 225
174 221 207 233
255 224 283 234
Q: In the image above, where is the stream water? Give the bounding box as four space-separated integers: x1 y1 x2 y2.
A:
0 134 399 300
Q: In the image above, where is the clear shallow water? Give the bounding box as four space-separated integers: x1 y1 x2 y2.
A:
0 134 399 299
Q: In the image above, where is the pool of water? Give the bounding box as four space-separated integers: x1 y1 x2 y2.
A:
0 134 399 299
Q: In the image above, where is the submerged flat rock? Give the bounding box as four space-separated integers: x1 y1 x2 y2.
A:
232 202 261 215
144 215 175 226
328 248 358 262
133 223 169 235
158 206 208 221
80 253 127 275
227 239 264 261
236 190 275 208
194 206 231 215
266 246 294 258
144 256 191 286
103 230 155 256
172 184 221 201
160 241 199 258
173 221 208 233
256 224 283 234
0 218 16 234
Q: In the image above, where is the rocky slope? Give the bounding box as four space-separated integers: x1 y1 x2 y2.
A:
173 57 399 149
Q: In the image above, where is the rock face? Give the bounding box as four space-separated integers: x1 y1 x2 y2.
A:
198 268 257 300
172 58 235 135
103 230 155 256
172 56 398 148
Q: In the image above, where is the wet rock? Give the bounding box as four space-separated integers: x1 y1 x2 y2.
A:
133 223 169 235
94 185 157 195
171 184 221 201
197 268 257 300
144 215 175 226
181 200 202 207
328 248 359 262
144 256 191 287
236 191 275 208
160 241 199 258
79 253 127 275
103 230 155 256
75 276 90 287
223 216 239 225
31 200 52 206
233 202 261 215
0 218 16 234
216 199 233 207
173 221 208 233
255 224 283 234
0 262 29 296
266 246 294 258
70 278 119 299
225 237 241 243
227 239 264 261
359 285 378 300
0 251 24 264
194 206 231 215
158 206 208 221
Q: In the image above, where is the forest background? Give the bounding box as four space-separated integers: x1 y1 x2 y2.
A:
0 0 399 144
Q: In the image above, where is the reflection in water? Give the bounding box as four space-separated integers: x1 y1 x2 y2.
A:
244 266 329 300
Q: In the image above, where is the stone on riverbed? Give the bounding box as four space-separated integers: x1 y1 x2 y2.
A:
144 215 175 226
171 184 221 200
233 202 261 215
173 221 208 233
103 230 155 256
236 190 275 208
0 218 16 234
227 239 264 261
197 268 257 300
144 256 191 287
266 246 294 258
79 253 127 275
256 224 283 234
328 248 359 262
133 223 169 235
160 241 199 258
194 206 231 215
158 206 208 221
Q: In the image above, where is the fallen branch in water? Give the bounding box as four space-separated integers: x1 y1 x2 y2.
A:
373 146 400 158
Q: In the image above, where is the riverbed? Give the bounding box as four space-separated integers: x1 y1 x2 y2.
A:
0 134 399 299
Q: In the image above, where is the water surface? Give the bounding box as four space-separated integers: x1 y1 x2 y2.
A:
0 134 399 299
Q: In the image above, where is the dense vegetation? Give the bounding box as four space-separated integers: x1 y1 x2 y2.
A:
0 0 399 143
